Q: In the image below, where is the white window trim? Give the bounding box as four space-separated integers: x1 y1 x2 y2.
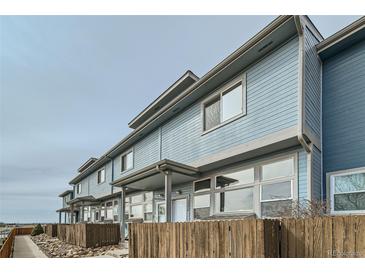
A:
328 167 365 215
201 72 247 135
97 168 106 184
120 148 134 174
76 183 82 194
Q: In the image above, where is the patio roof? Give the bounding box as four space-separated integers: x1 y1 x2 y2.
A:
58 190 73 197
56 206 78 213
111 159 199 191
67 195 98 206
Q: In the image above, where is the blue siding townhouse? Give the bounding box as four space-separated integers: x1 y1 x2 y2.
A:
56 16 365 237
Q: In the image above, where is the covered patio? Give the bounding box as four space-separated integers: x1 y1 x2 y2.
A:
112 159 200 240
67 196 97 224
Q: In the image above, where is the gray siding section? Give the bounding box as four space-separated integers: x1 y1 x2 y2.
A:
88 161 113 199
311 145 322 200
161 37 299 164
114 129 160 180
74 162 113 199
304 26 322 143
323 39 365 180
298 150 307 200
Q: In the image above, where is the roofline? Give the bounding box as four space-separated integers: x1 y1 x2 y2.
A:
128 70 199 128
316 16 365 53
58 190 73 197
302 15 324 41
68 15 295 185
77 157 98 173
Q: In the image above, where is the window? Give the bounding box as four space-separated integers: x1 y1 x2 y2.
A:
126 192 153 222
261 181 292 201
215 188 253 213
262 158 294 181
121 150 134 172
106 201 113 220
193 179 211 219
97 168 105 184
214 168 254 214
260 158 295 217
76 183 82 194
113 200 119 222
203 76 246 132
222 85 243 121
330 170 365 213
204 98 220 131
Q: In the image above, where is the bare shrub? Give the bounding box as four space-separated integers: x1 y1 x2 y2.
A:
288 199 328 218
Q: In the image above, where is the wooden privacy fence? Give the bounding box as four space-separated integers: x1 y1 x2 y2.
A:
129 219 279 258
0 226 34 258
280 216 365 258
57 224 120 248
45 224 58 237
129 216 365 258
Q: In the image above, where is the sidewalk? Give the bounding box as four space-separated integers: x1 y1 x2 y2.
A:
12 235 47 258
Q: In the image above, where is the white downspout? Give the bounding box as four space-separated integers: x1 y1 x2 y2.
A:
294 16 313 202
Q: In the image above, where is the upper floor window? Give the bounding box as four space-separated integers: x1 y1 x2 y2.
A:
330 168 365 214
97 168 105 184
76 183 82 194
121 150 134 172
203 74 246 132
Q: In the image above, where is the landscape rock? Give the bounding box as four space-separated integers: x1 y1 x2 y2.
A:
30 234 127 258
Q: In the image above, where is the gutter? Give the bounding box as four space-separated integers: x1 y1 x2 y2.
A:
294 15 311 154
316 16 365 53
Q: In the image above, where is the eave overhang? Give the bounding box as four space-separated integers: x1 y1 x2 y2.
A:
317 16 365 60
67 195 98 206
58 190 73 197
56 207 76 213
128 70 199 129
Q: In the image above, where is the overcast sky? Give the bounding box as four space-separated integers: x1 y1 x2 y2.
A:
0 16 361 223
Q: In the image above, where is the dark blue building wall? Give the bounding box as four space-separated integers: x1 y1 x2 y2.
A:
322 39 365 197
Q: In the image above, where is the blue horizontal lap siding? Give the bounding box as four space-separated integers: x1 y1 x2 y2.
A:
88 161 113 199
298 150 307 200
311 145 321 201
113 129 160 180
304 26 321 141
323 40 365 178
162 37 299 164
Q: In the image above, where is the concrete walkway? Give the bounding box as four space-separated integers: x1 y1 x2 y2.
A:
12 235 47 258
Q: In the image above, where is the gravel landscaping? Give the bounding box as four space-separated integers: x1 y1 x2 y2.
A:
31 234 128 258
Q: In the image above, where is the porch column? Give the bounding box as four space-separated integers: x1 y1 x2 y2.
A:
70 205 74 224
58 211 61 224
104 203 107 222
119 187 126 242
164 171 172 222
80 204 84 223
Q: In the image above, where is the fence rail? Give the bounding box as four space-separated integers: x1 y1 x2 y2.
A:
57 224 120 248
0 227 34 258
129 216 365 258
